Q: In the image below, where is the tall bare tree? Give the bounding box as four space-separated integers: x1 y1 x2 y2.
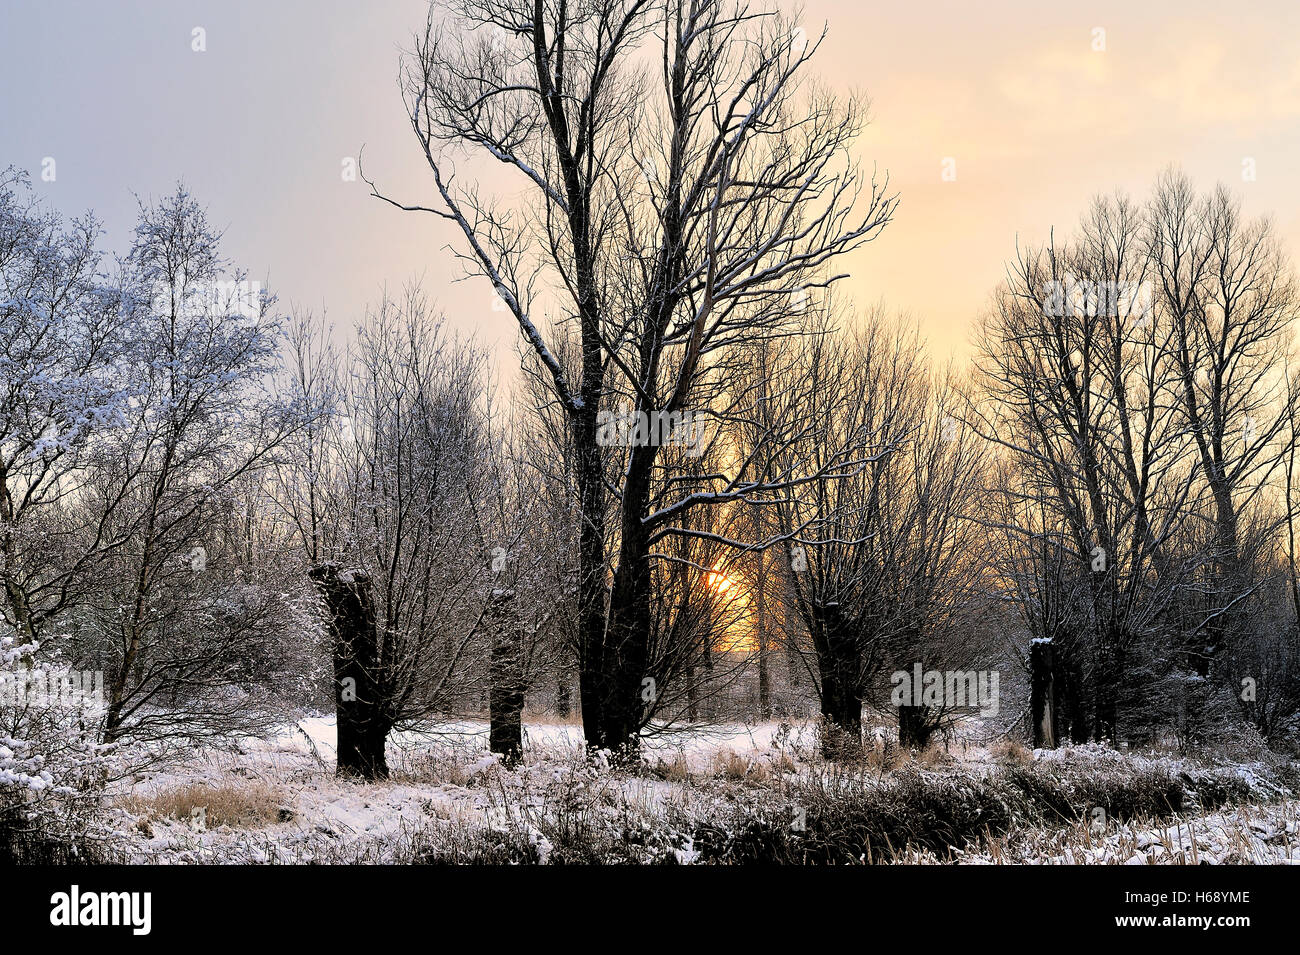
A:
1146 171 1299 679
972 187 1208 744
369 0 896 752
739 311 979 755
90 187 305 743
0 168 134 645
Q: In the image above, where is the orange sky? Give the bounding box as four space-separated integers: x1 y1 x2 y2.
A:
799 0 1300 361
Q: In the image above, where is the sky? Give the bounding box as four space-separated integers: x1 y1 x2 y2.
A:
2 0 1299 373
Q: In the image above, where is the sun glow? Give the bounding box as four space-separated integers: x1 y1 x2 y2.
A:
706 569 736 595
705 567 757 653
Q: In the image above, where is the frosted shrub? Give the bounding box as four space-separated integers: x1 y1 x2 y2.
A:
0 634 116 861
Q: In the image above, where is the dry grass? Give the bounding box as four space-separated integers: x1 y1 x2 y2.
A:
915 741 956 768
652 751 691 782
117 781 287 830
964 799 1300 864
989 739 1034 765
520 705 585 727
711 749 767 782
390 746 493 787
766 750 798 776
862 735 906 772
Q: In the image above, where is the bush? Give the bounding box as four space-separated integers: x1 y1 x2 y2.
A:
0 635 116 863
695 767 1015 863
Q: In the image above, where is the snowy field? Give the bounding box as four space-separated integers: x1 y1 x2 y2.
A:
93 717 1300 864
106 717 813 862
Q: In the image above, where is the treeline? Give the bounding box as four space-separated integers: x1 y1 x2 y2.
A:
971 172 1300 752
3 163 1299 793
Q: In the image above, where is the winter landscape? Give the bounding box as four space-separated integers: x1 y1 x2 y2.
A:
2 0 1300 899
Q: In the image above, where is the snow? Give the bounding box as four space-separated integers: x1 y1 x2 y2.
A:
86 717 1299 865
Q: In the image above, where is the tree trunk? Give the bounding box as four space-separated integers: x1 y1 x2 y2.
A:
1200 463 1243 677
756 550 770 719
1093 641 1122 743
488 594 525 765
817 606 861 759
309 565 389 780
686 656 699 722
600 455 656 758
897 704 933 749
489 670 524 764
1030 638 1057 749
573 387 609 751
1056 645 1090 744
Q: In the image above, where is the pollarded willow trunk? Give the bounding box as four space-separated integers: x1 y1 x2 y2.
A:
816 604 863 759
555 678 571 719
1093 641 1123 744
897 704 935 750
489 668 525 764
1053 642 1090 744
309 565 390 780
488 592 526 765
1030 638 1057 749
343 720 392 782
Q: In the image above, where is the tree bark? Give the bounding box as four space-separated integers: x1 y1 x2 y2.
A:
1093 641 1122 743
756 550 770 719
897 704 933 749
489 664 524 764
817 605 862 759
488 592 525 764
1030 639 1056 749
599 452 656 757
575 409 610 751
1055 643 1090 744
309 565 389 780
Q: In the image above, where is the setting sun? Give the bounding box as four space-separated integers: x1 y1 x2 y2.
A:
705 568 756 654
706 569 736 595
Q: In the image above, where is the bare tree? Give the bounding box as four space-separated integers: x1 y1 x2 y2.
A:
85 187 305 743
0 169 134 645
476 417 576 762
280 291 504 777
1146 171 1299 681
740 310 980 756
971 189 1203 745
369 0 896 752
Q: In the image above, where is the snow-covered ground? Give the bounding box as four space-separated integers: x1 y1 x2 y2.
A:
104 716 809 861
941 801 1300 865
97 717 1300 864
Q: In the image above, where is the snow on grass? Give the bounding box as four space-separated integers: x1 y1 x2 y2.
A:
944 800 1300 865
97 717 1299 864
